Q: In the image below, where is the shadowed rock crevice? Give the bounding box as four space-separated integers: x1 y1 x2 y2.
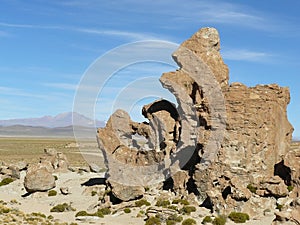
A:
274 160 292 186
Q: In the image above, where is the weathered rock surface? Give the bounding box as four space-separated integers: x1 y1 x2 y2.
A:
97 27 298 221
24 165 55 192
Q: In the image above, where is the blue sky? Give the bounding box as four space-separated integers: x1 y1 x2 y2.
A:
0 0 299 138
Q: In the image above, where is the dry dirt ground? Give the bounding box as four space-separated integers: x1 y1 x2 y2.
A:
0 137 102 167
1 138 295 224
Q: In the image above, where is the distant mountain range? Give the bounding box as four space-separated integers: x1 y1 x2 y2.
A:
0 112 105 138
0 112 104 128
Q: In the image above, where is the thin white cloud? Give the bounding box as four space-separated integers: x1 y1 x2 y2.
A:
43 82 78 91
222 49 273 62
0 22 161 41
0 86 49 99
74 28 157 41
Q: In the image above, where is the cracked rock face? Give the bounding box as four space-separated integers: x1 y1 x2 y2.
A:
97 26 297 218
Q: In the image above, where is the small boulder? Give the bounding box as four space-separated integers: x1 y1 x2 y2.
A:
24 166 56 193
109 181 145 201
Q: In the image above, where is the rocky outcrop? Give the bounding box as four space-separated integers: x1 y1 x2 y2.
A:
23 148 70 193
97 27 297 220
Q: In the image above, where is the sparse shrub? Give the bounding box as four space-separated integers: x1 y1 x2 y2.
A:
228 212 250 223
202 216 213 224
156 199 171 207
145 216 161 225
50 204 66 212
172 199 190 205
75 210 104 218
0 207 10 213
53 175 58 180
31 212 46 218
212 215 226 225
182 218 197 225
98 207 111 215
94 210 104 218
166 214 183 225
47 215 54 220
246 184 257 194
168 205 178 210
135 199 151 207
75 211 89 217
180 206 196 215
91 191 97 196
0 177 14 186
48 190 57 197
287 185 294 192
50 203 75 213
124 208 131 213
276 204 283 211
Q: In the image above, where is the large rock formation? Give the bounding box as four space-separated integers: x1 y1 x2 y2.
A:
97 27 298 222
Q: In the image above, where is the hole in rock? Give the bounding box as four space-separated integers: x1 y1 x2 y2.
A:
274 160 292 185
163 177 174 191
222 186 231 200
200 196 214 212
186 177 200 195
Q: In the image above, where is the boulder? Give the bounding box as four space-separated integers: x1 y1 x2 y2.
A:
24 166 55 193
109 181 145 202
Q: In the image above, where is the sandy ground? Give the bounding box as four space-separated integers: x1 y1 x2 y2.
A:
0 170 276 225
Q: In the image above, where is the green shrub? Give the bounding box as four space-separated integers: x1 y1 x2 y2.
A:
0 177 14 186
145 216 161 225
31 212 46 218
0 207 10 213
91 191 97 196
75 210 104 218
182 218 197 225
98 207 111 215
124 208 131 213
180 206 196 215
94 210 104 218
167 220 177 225
172 199 190 205
168 205 178 210
50 203 75 213
202 216 213 224
136 199 151 207
212 215 226 225
228 212 250 223
75 211 89 217
47 215 54 220
156 199 171 207
48 190 57 197
53 175 58 180
166 214 183 225
276 204 283 211
287 185 294 192
246 184 257 194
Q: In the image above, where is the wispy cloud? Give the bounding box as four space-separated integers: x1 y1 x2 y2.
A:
0 22 161 41
43 82 78 91
222 49 273 62
58 0 290 33
0 86 50 99
75 28 157 41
